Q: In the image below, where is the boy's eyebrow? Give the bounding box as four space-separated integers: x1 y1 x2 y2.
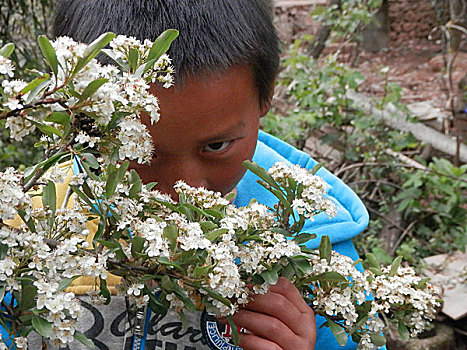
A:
199 121 246 144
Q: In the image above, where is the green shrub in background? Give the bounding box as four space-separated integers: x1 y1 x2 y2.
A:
395 158 467 259
263 41 467 267
0 0 56 170
311 0 382 44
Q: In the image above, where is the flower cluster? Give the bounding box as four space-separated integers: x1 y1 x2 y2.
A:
0 33 440 350
0 55 14 77
1 34 174 164
268 162 338 220
0 168 31 221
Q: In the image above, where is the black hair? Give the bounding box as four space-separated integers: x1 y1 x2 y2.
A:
53 0 280 108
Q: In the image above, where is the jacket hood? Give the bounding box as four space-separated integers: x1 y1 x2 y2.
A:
234 131 369 249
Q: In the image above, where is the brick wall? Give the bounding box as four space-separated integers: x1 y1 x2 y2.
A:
388 0 439 44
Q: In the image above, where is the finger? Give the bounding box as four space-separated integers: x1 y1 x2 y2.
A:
268 277 311 313
231 308 297 349
245 278 315 335
244 290 307 334
238 332 283 350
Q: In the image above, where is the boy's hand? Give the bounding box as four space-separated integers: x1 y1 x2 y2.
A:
228 277 316 350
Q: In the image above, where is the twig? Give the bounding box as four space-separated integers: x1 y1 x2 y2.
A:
390 220 416 256
366 206 406 233
349 179 403 191
0 98 66 119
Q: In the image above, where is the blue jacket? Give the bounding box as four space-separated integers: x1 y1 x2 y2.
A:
235 131 374 350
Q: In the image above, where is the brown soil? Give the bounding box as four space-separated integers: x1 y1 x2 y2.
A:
273 5 467 136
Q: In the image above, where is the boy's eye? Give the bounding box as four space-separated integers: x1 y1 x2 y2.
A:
204 141 231 152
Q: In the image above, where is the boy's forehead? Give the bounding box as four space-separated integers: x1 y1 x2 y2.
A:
149 65 259 109
144 64 261 142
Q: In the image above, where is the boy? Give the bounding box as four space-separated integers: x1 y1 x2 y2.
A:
48 1 373 349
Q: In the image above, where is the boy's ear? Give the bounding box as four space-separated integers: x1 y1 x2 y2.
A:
260 102 271 118
260 84 275 117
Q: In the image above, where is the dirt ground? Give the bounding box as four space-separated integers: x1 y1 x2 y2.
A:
273 5 467 136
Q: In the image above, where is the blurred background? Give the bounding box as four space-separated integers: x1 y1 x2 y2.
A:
0 1 465 348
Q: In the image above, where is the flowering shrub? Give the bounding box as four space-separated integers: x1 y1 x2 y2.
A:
0 33 440 349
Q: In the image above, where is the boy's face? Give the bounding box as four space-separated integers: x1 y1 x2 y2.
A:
130 65 270 199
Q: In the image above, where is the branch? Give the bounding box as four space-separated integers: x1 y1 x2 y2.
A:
347 90 467 163
0 98 66 120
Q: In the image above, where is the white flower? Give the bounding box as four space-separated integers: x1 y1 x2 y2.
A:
117 116 154 164
0 168 31 221
127 283 144 297
14 337 27 349
174 181 230 208
178 222 211 251
0 56 14 77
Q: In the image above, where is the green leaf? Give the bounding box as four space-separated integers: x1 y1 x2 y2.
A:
129 180 143 198
99 278 111 305
193 265 212 278
308 271 348 283
398 321 410 340
32 121 63 138
20 284 37 310
203 209 223 220
163 225 179 251
82 153 100 169
20 76 49 95
365 253 380 269
326 318 348 346
368 267 383 276
200 221 218 232
17 209 36 232
414 277 431 290
32 315 53 338
291 258 312 275
78 78 109 102
0 244 8 260
205 228 229 241
131 236 145 258
45 112 71 126
145 286 169 315
319 235 332 263
57 277 78 292
105 170 118 198
172 284 196 312
242 160 282 191
37 35 58 76
70 184 95 210
293 232 316 245
227 315 240 346
157 257 185 273
261 269 279 285
24 151 69 185
74 331 96 349
389 256 403 277
96 239 122 250
128 48 139 72
0 43 15 58
42 180 57 214
136 29 179 76
161 275 174 293
370 334 386 347
311 162 325 175
79 79 109 102
73 32 116 74
147 30 179 62
201 287 232 307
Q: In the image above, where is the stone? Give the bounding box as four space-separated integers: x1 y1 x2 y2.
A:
386 324 456 350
